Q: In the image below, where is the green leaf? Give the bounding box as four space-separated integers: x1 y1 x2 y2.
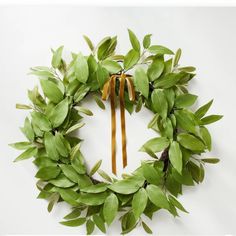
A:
75 106 93 116
135 96 143 113
154 72 184 89
178 66 196 72
148 45 174 55
81 183 107 193
103 193 119 225
188 161 201 183
16 104 32 110
65 122 85 134
60 164 78 183
77 176 92 190
97 169 112 183
200 126 212 151
174 110 196 134
134 67 149 99
163 117 174 139
64 208 81 220
30 67 54 78
163 58 173 74
60 218 86 227
49 173 75 188
142 164 161 185
44 132 59 160
70 143 81 160
74 84 90 103
102 59 122 74
132 188 148 219
96 63 109 88
121 211 137 234
52 46 63 68
22 117 35 141
88 54 99 72
93 95 105 110
89 159 102 176
169 141 182 174
147 57 164 81
77 192 108 206
31 112 52 132
168 202 179 217
74 53 89 83
48 98 69 127
147 113 158 129
175 94 198 108
128 29 140 52
195 99 213 119
199 163 205 182
146 184 169 209
35 166 61 180
201 158 220 164
201 115 223 125
87 54 98 73
55 133 70 157
177 133 205 151
58 188 80 206
124 49 140 70
34 156 56 168
172 168 194 186
28 85 46 109
140 137 169 153
109 54 124 61
86 219 95 235
13 147 37 162
66 79 80 96
108 176 144 194
83 35 94 52
142 221 153 234
173 48 181 66
30 125 43 140
141 146 158 159
97 37 111 61
40 79 63 103
9 141 33 150
168 195 188 213
143 34 152 49
47 192 60 212
163 88 175 113
151 89 168 118
71 150 86 174
93 214 106 233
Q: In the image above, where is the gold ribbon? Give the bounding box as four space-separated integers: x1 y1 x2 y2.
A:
102 73 135 175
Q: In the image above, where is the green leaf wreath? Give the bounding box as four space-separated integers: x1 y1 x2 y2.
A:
10 30 222 234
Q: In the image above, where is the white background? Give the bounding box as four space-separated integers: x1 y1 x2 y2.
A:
0 6 236 235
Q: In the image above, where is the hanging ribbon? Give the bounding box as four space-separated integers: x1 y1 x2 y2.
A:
102 73 135 175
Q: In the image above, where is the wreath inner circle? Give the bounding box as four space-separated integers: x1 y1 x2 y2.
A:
78 92 154 179
11 30 222 234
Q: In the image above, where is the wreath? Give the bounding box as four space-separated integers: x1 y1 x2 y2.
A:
10 30 222 234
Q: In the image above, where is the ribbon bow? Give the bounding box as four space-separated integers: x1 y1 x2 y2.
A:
102 73 135 175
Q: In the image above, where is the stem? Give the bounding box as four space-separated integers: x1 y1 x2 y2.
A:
160 148 170 189
160 148 169 171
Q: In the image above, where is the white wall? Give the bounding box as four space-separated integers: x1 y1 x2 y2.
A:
0 6 236 235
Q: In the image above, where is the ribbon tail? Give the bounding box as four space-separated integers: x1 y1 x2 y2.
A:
110 76 117 175
119 74 127 168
